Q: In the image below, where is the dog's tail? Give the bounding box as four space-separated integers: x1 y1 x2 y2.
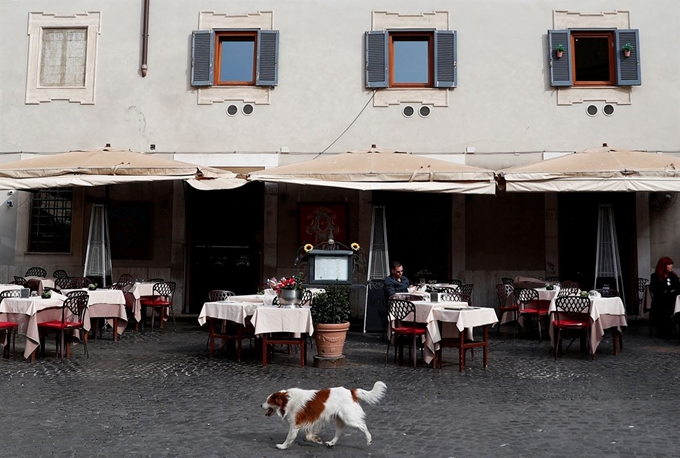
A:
354 381 387 405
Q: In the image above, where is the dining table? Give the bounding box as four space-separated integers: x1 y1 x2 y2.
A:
0 284 24 294
128 282 158 323
502 286 560 326
548 294 627 356
388 298 498 370
0 293 91 360
250 305 314 367
25 276 55 295
62 288 127 340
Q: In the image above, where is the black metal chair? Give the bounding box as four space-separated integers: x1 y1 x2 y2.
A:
501 277 514 285
208 290 235 302
496 283 518 335
553 295 592 360
448 279 463 287
558 287 580 297
25 267 46 278
300 290 313 306
12 276 27 286
117 274 136 284
38 291 89 362
53 269 69 279
636 277 648 321
385 299 426 369
515 288 548 340
459 284 474 306
544 276 561 285
0 290 21 358
139 282 176 331
560 280 579 289
595 288 620 298
55 277 71 291
65 277 95 289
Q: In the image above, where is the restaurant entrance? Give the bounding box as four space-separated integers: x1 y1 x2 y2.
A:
375 191 451 283
558 192 637 311
185 182 264 313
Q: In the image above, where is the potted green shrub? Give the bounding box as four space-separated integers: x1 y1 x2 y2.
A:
621 43 633 57
310 285 351 359
554 44 566 58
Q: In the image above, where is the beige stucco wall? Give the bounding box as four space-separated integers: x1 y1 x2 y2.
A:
1 0 678 314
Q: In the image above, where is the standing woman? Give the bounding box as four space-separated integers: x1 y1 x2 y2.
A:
650 256 680 337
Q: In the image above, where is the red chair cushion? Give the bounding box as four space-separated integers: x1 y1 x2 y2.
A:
520 308 549 315
38 320 83 330
140 297 171 306
500 305 519 312
0 321 18 329
392 326 427 335
553 319 589 328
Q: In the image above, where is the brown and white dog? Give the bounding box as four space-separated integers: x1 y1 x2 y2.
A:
262 381 387 449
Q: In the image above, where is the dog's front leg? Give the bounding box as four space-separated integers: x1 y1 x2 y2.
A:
276 424 300 450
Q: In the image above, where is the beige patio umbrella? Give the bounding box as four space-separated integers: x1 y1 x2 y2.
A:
496 147 680 192
247 146 496 194
0 147 246 190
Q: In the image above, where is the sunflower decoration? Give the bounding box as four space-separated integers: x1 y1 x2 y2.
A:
351 242 360 251
304 243 314 253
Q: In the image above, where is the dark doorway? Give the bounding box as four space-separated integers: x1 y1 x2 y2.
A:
375 191 451 283
186 182 264 313
558 193 637 312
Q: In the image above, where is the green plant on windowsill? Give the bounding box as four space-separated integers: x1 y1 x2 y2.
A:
554 44 566 53
621 43 634 52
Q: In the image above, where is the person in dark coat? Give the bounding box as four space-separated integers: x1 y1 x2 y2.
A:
383 261 410 300
650 256 680 337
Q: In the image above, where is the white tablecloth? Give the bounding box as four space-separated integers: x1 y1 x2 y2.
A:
198 301 259 326
548 296 627 354
389 301 498 364
231 294 276 306
63 289 127 336
128 282 156 322
25 277 55 295
0 297 91 359
250 306 314 336
0 284 24 294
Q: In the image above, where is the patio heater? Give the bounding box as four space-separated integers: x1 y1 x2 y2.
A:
84 203 113 287
363 205 390 333
594 204 626 308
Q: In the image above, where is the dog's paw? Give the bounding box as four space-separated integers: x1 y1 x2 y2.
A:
306 435 323 444
367 439 372 446
325 441 336 448
276 444 289 450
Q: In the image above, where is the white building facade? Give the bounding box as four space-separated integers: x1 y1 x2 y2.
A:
1 1 678 318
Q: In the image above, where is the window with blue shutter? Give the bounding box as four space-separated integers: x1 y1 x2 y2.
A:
434 30 457 88
191 30 213 86
548 30 572 87
191 29 279 87
365 29 458 89
548 28 641 87
615 29 641 86
256 30 279 86
365 31 388 88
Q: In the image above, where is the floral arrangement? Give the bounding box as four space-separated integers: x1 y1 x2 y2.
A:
267 273 305 292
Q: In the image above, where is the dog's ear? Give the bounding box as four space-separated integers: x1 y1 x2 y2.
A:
271 391 289 408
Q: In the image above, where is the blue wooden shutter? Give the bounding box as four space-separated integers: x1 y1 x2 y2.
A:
615 29 641 86
365 31 388 88
191 30 214 86
548 30 572 87
434 30 457 88
256 30 279 86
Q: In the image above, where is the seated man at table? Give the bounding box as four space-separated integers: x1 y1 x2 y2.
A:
384 261 411 300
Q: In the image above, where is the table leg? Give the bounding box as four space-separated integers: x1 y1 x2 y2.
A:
613 329 620 355
262 335 268 367
458 331 465 372
483 325 489 368
113 317 119 341
300 335 306 367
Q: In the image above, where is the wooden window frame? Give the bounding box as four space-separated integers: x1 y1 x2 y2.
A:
571 31 616 87
214 31 258 86
389 32 434 88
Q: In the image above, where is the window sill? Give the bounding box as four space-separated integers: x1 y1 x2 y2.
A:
557 86 632 106
197 86 271 105
374 87 449 107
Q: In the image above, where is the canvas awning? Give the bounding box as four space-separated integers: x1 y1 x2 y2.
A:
247 147 496 194
0 148 246 190
496 147 680 192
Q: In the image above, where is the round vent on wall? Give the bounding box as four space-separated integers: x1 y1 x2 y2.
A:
226 105 238 116
586 105 598 116
419 106 431 118
242 104 254 116
402 106 414 118
603 104 615 116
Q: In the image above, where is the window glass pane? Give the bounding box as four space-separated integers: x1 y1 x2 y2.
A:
219 37 255 83
40 28 86 87
29 188 73 253
393 38 429 84
574 37 610 82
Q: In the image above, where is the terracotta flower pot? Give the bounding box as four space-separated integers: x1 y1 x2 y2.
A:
623 50 631 58
314 322 350 358
556 51 563 58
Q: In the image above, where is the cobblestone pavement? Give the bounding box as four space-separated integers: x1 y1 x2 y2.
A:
2 319 679 458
